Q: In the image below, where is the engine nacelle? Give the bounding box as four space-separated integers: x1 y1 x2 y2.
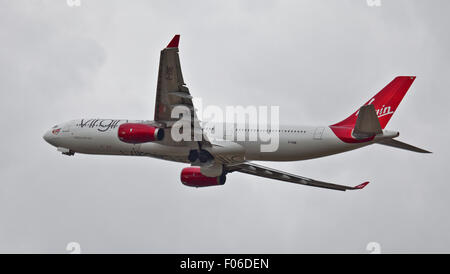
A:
180 167 226 187
118 123 164 144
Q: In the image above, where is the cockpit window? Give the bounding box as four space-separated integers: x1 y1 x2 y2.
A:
52 125 59 128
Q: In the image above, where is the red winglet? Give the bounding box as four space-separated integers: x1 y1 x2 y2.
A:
354 182 370 190
166 35 180 48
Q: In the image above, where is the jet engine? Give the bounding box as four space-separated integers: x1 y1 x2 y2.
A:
180 167 226 187
118 123 164 144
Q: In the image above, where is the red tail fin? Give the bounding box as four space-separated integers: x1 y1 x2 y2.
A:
332 76 416 129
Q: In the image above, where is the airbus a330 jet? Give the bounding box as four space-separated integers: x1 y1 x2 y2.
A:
43 35 430 191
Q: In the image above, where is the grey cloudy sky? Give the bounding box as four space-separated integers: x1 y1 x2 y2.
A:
0 0 449 253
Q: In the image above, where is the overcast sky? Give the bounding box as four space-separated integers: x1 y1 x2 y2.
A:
1 0 449 253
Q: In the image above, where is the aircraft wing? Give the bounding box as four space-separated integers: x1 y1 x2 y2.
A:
154 35 207 143
226 162 369 191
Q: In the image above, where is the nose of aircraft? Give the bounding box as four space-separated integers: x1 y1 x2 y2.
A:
43 130 50 142
43 130 54 145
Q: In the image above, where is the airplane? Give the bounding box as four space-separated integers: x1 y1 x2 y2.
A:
43 35 431 191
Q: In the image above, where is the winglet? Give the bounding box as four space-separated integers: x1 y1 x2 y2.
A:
166 35 180 48
354 182 370 190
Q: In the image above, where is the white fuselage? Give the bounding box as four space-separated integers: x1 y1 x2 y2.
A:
43 118 396 163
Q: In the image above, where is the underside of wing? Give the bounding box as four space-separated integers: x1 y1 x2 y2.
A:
154 35 189 122
226 162 369 191
154 35 209 145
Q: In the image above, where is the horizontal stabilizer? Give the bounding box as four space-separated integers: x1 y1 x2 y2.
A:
353 105 383 137
377 139 431 153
